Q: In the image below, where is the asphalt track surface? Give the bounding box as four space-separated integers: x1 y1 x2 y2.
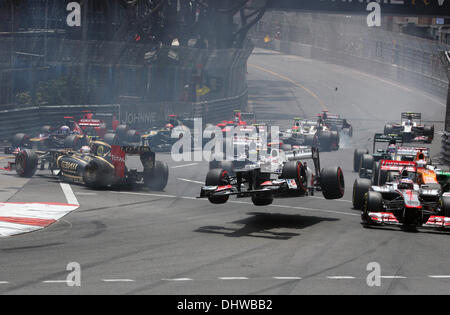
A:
0 48 448 295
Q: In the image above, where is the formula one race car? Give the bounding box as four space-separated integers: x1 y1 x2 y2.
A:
384 112 434 143
353 160 450 230
353 133 403 175
318 111 353 137
215 110 256 133
4 118 91 154
77 111 118 138
10 140 169 191
280 118 339 151
199 146 345 206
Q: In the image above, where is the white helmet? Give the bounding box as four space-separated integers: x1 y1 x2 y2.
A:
80 146 91 154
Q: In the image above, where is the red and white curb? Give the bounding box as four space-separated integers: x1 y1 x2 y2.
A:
0 183 79 237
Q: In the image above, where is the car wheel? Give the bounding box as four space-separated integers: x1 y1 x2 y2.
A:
362 191 383 225
205 168 230 204
353 149 368 172
83 160 111 189
281 160 308 196
103 133 118 146
352 178 371 210
11 133 30 148
320 167 345 200
15 149 38 178
144 161 169 191
440 197 450 217
251 191 274 206
360 154 374 173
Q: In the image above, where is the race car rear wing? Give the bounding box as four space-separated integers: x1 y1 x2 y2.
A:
379 160 417 172
401 112 422 123
373 133 403 152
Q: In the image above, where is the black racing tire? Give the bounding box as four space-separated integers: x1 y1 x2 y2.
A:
319 132 333 151
11 133 30 147
353 149 368 172
15 149 38 178
331 131 340 151
320 167 345 200
144 161 169 191
384 124 394 135
205 168 230 204
352 178 372 210
209 160 234 176
441 197 450 217
64 135 81 150
251 191 274 206
83 160 113 189
362 191 383 225
424 125 434 142
126 130 140 143
103 133 118 146
41 125 52 134
115 125 128 141
281 160 308 195
304 134 318 148
360 154 374 172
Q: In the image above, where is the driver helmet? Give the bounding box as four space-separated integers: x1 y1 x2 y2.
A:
80 145 91 154
416 159 427 168
165 123 174 130
60 126 70 135
388 144 396 155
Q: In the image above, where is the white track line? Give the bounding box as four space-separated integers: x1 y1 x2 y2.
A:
60 183 79 206
327 276 356 280
177 178 205 185
428 275 450 279
219 277 249 280
0 281 9 284
273 277 302 280
171 163 199 169
102 279 135 283
162 278 193 281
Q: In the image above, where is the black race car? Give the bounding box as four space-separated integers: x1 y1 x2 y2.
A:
11 140 169 191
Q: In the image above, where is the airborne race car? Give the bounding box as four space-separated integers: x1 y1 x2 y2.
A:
10 140 169 191
353 160 450 230
199 146 345 206
384 112 434 143
280 118 340 152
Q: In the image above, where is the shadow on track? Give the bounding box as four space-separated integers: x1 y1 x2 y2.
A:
196 212 339 240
